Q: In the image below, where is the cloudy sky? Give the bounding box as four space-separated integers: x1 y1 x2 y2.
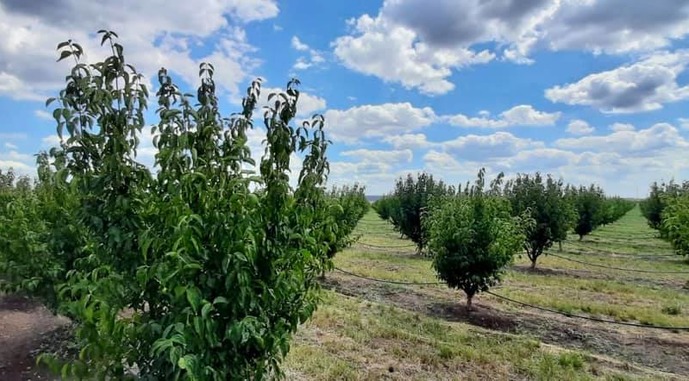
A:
2 0 689 197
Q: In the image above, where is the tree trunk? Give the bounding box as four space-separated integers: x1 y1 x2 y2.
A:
320 269 326 280
466 294 473 311
579 234 583 241
530 258 537 270
558 241 562 252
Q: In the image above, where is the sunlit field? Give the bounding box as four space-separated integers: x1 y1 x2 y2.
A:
285 206 689 380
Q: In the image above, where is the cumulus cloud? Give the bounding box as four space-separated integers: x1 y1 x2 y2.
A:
290 36 325 71
609 123 635 132
566 120 595 135
555 122 688 155
545 51 689 113
441 131 544 160
341 148 413 164
291 36 309 51
41 135 61 147
0 149 35 174
257 87 326 118
323 102 436 143
332 0 689 94
0 0 278 101
446 105 560 128
332 13 494 95
382 133 434 150
323 120 689 197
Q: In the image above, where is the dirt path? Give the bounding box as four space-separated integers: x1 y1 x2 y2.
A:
0 295 69 381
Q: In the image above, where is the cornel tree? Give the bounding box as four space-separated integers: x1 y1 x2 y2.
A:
34 31 338 380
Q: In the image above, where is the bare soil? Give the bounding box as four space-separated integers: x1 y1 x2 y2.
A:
0 294 69 381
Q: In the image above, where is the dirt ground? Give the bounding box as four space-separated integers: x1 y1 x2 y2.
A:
323 274 689 378
0 294 69 381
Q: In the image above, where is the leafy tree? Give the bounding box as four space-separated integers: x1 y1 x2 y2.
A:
641 182 665 230
0 152 86 313
32 31 338 380
662 195 689 257
426 169 525 309
321 184 369 275
571 185 605 240
504 173 574 269
392 173 454 254
372 195 396 222
641 180 689 236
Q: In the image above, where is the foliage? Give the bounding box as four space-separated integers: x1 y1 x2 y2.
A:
662 194 689 257
426 169 525 309
322 184 369 267
15 31 341 380
599 196 635 226
569 185 605 240
0 156 86 314
640 180 689 236
504 173 574 269
372 195 399 224
391 173 455 254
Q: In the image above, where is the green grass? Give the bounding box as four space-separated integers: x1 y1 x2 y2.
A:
285 291 644 380
285 205 688 379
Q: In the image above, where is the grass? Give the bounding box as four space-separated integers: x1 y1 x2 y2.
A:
285 291 642 380
284 205 689 379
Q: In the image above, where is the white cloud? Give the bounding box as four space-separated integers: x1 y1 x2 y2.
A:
555 122 688 156
332 13 494 95
323 102 436 143
545 51 689 113
34 109 52 120
341 148 413 164
4 142 17 150
0 0 278 101
0 150 35 175
325 121 689 197
290 36 326 71
291 36 309 51
332 1 689 93
566 119 594 135
382 133 434 150
441 131 544 160
446 105 560 128
609 122 635 132
257 87 326 118
41 135 61 147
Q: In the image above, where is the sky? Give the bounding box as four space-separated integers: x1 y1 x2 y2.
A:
2 0 689 197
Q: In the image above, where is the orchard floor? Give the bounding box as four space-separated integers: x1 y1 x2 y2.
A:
1 206 688 380
284 206 689 380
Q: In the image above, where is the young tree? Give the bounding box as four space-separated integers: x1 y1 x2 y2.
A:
426 169 525 310
392 173 454 254
320 184 369 276
505 173 574 269
641 180 689 236
32 31 338 380
572 185 605 240
663 194 689 257
0 152 86 314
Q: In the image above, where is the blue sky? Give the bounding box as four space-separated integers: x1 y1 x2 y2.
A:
2 0 689 197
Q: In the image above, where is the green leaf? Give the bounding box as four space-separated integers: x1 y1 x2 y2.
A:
186 287 202 312
57 50 72 62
